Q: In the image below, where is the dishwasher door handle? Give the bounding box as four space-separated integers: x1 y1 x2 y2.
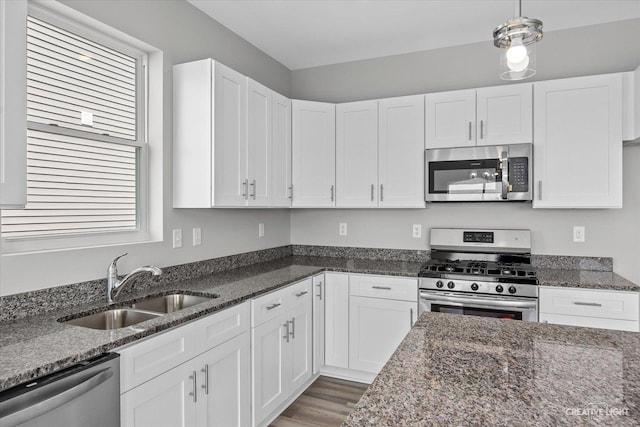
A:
0 367 113 427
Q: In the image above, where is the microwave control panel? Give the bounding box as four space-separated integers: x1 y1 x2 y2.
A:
509 157 529 192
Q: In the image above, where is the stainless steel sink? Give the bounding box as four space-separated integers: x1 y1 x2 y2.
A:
131 293 216 313
63 308 161 330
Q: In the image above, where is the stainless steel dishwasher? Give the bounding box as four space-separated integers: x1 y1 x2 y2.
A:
0 353 120 427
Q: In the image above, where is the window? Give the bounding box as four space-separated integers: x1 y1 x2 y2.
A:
1 11 149 247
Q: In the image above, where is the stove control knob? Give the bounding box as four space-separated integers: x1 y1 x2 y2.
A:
508 286 517 294
471 283 479 291
447 281 455 289
436 280 444 288
495 285 504 293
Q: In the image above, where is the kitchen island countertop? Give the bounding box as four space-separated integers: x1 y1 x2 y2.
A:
344 311 640 426
0 254 638 392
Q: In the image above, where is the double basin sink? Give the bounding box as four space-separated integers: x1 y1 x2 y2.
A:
61 292 218 330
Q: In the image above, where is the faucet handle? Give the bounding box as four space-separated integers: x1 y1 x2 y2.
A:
108 253 128 275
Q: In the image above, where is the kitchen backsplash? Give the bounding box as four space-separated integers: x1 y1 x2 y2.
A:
0 245 613 322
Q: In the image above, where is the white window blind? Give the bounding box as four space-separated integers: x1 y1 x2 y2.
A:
1 15 142 240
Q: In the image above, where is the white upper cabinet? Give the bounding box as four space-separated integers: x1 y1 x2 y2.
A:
533 74 623 209
291 100 336 207
425 84 532 149
271 92 292 207
425 89 476 149
622 67 640 142
476 84 532 146
378 95 426 208
173 59 290 208
247 78 272 206
0 0 27 207
336 100 379 208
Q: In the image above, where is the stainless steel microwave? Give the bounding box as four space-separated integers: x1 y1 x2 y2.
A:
425 143 532 202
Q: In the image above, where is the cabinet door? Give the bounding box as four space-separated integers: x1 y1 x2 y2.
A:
287 289 313 392
425 89 475 149
121 361 196 427
247 78 272 207
378 95 425 208
291 100 336 207
197 333 251 427
324 273 349 368
476 83 532 146
533 74 622 208
214 62 248 206
271 92 292 207
312 274 325 374
252 315 288 425
349 296 416 374
0 0 27 207
336 100 378 207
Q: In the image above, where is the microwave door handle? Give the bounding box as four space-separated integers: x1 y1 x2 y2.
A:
500 151 509 200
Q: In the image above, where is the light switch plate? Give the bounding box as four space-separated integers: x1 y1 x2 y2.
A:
172 229 183 248
258 223 264 237
339 223 347 236
192 228 201 246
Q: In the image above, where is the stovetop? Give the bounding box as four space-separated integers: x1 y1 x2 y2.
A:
418 259 538 285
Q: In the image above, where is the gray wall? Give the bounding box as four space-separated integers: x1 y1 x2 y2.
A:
291 19 640 102
290 18 640 285
0 0 292 296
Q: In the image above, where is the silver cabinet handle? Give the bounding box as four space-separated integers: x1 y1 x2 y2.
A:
283 321 290 343
573 301 602 307
201 364 209 395
372 286 392 290
242 179 249 199
289 318 295 339
189 371 197 402
380 184 384 202
316 282 323 300
288 185 293 200
250 179 256 200
410 308 414 326
371 184 375 201
468 121 472 141
538 181 542 200
266 303 281 310
295 291 308 297
330 185 334 202
480 120 484 139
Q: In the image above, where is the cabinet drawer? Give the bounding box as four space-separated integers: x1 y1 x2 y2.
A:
539 312 639 332
285 278 312 306
251 286 288 327
539 287 639 321
193 301 250 354
349 274 417 302
119 324 197 393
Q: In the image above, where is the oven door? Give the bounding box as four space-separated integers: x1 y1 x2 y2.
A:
419 290 538 322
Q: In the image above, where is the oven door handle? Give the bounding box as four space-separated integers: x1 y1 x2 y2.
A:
420 293 537 309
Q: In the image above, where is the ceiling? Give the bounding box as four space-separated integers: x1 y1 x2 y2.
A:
187 0 640 70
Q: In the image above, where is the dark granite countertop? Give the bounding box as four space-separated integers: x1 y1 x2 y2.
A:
344 312 640 426
1 254 638 393
537 268 640 292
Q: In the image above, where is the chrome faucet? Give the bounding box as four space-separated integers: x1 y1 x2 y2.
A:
107 253 162 304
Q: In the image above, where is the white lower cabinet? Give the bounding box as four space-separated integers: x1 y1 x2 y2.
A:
324 273 350 369
312 274 325 374
349 297 416 374
539 286 640 332
119 302 251 427
251 278 313 426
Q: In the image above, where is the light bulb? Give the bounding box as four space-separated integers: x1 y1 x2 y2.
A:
506 38 527 64
508 54 529 72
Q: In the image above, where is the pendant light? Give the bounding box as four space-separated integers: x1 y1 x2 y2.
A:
493 0 543 81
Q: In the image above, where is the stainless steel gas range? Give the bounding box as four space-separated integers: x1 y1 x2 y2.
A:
418 228 539 322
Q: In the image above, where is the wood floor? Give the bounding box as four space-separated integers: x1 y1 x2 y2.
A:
270 376 369 427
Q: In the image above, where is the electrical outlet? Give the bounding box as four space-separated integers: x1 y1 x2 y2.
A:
412 224 422 238
172 229 183 248
192 228 201 246
339 223 347 236
258 223 264 237
573 226 585 243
